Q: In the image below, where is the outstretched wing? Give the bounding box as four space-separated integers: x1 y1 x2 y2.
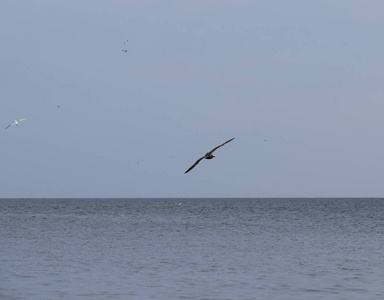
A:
185 156 205 174
19 118 27 122
208 137 235 154
5 123 12 129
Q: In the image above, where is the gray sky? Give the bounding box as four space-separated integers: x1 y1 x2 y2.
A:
2 0 384 198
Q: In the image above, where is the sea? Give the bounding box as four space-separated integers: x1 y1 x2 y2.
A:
1 198 384 300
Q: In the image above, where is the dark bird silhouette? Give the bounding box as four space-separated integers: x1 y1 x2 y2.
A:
122 40 129 53
184 138 235 174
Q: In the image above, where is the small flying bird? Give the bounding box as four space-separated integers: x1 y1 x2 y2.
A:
122 40 129 53
5 118 27 129
184 137 235 174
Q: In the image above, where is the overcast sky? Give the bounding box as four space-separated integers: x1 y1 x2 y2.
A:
2 1 384 198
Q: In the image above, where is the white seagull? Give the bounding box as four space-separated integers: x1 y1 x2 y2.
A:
5 118 27 129
185 137 235 174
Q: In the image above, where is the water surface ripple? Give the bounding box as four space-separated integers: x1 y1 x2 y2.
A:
1 198 384 299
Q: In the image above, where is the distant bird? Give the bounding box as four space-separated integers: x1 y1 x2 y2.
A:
57 105 60 108
184 138 235 174
122 40 129 53
5 118 27 129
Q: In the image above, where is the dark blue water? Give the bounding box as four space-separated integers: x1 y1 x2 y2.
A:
1 198 384 299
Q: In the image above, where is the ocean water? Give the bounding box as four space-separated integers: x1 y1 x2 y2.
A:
1 198 384 300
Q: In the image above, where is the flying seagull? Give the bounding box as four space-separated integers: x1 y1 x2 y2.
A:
5 118 27 129
122 40 129 53
184 137 235 174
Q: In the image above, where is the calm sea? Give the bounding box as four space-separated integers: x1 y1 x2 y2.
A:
1 198 384 300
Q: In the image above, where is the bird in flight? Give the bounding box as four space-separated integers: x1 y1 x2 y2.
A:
184 137 235 174
122 40 129 53
5 118 27 129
